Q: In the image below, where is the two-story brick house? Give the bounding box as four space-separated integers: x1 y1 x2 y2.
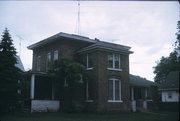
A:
28 32 133 112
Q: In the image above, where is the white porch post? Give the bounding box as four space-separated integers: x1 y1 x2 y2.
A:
143 101 147 109
143 88 148 109
131 87 136 112
30 74 35 99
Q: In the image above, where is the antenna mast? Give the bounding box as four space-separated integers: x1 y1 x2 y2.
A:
17 35 23 57
75 0 81 35
78 0 80 35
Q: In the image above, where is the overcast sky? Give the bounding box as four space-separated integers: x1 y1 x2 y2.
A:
0 1 179 81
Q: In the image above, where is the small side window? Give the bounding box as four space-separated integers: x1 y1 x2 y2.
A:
54 50 58 60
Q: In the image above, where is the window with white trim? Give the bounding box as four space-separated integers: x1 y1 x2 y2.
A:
36 56 41 71
54 50 58 61
85 81 93 102
108 53 121 70
108 78 122 102
46 52 51 71
86 53 93 69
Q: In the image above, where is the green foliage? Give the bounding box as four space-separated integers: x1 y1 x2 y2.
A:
48 57 87 112
49 57 86 88
158 102 179 112
0 28 21 112
20 72 31 108
153 51 180 84
175 21 180 52
154 21 180 84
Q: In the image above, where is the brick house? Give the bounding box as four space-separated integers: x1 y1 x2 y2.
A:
27 32 135 112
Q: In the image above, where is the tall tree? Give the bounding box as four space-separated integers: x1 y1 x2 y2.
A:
49 57 87 112
153 21 180 84
175 21 180 55
153 51 180 84
0 28 21 112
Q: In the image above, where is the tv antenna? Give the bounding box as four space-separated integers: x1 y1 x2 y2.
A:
75 0 81 35
16 35 23 57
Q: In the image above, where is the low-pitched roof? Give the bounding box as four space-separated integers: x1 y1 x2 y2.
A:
129 74 157 87
27 32 133 54
159 71 179 91
77 41 133 54
27 32 97 50
15 56 25 72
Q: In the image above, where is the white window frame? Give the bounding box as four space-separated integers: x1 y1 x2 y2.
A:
107 53 122 71
108 78 123 103
86 53 93 70
85 82 93 102
46 52 51 72
37 56 41 72
54 50 58 61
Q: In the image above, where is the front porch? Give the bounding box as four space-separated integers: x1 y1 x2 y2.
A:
130 87 151 112
30 73 60 112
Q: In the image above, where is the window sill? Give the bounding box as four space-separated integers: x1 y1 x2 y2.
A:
86 67 94 70
107 68 122 71
107 100 123 103
85 100 93 102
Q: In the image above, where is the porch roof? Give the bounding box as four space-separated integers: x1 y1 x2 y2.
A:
130 74 157 87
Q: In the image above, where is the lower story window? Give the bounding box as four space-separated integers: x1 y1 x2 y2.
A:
85 81 93 102
108 78 122 101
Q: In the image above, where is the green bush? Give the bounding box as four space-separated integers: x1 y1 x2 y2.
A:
158 102 179 111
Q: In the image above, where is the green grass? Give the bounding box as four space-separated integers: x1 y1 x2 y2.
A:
0 111 179 121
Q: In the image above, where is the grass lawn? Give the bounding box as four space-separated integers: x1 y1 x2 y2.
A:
0 111 179 121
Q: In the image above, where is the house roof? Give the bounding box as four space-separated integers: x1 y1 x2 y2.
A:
77 41 133 54
27 32 98 50
129 74 157 87
159 71 179 90
15 56 25 72
27 32 133 54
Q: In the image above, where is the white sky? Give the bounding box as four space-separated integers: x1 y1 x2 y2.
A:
0 1 179 81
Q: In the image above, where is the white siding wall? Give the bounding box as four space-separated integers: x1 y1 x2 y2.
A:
161 91 179 102
31 100 60 112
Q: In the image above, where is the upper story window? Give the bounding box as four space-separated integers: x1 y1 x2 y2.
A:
108 78 122 102
86 53 93 70
108 53 121 71
54 50 58 61
46 52 51 71
36 56 41 71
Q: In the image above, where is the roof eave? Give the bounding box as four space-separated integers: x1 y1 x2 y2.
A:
27 32 97 50
77 45 133 54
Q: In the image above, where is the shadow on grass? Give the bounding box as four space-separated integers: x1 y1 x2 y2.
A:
0 111 179 121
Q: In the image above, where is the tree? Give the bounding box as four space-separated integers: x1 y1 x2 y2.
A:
153 51 180 84
0 28 21 112
48 57 87 112
153 21 180 84
175 21 180 56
